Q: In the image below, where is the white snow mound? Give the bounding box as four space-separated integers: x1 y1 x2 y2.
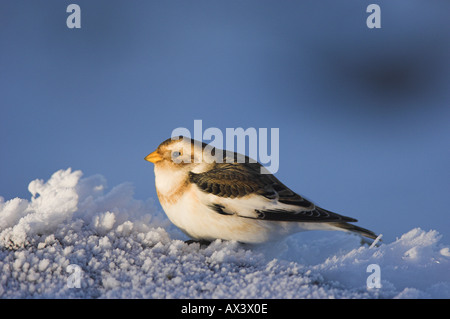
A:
0 168 449 298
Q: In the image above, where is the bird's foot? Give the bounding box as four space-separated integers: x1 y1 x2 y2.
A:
184 239 212 247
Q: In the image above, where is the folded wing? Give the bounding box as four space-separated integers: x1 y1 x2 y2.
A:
189 162 357 223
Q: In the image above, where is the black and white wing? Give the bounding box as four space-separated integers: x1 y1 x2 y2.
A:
189 162 357 224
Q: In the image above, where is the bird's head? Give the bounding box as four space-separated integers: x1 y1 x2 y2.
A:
145 136 219 174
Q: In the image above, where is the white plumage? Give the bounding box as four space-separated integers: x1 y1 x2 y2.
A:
146 136 377 244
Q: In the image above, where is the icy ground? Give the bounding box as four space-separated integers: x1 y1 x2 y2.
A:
1 169 449 298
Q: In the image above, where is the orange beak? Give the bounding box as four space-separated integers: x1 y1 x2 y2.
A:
145 150 163 163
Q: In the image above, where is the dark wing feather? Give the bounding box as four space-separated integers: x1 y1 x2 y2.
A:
252 206 356 223
189 163 269 198
189 162 357 223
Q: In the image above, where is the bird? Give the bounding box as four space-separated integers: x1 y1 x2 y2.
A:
145 136 378 244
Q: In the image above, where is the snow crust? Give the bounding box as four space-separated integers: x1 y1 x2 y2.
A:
1 169 449 298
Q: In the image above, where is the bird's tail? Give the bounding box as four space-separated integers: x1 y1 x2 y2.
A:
332 222 378 240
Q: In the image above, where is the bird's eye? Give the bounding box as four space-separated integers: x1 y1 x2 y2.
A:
172 151 181 158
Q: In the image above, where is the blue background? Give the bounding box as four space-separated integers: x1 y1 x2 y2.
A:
1 1 449 242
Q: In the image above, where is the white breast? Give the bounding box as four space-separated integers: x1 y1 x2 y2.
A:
154 165 186 196
153 165 338 243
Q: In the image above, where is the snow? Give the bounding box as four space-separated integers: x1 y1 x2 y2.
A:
0 168 449 298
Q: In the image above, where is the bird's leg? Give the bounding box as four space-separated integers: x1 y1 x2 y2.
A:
184 239 212 247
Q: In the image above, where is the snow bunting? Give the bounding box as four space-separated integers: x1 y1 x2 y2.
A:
145 136 377 244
